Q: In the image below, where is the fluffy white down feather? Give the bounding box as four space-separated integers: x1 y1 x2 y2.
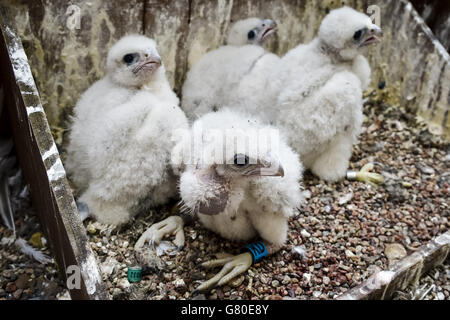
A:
226 18 264 46
173 109 304 247
15 238 53 265
66 35 188 225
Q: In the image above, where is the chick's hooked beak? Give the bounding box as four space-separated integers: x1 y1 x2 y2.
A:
260 161 284 177
258 19 277 44
244 154 284 177
360 25 383 47
133 52 162 75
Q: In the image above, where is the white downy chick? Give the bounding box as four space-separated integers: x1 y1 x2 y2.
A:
136 109 304 291
181 18 278 121
263 6 382 182
66 35 188 225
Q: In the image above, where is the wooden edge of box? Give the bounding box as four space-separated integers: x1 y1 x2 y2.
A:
336 230 450 300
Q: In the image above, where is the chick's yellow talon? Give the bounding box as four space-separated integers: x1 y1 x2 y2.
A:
356 171 384 184
195 252 252 292
347 163 384 185
360 162 374 173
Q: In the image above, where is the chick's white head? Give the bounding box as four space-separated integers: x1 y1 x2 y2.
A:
318 6 382 60
106 35 163 88
177 111 285 216
214 151 284 180
227 18 277 46
180 151 284 217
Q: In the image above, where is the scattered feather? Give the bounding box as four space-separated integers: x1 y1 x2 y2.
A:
302 190 312 199
338 190 353 205
1 234 15 246
413 283 435 300
76 201 90 222
156 240 178 256
292 245 307 260
100 256 118 276
15 237 53 264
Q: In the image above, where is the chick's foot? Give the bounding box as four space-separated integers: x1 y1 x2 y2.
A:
134 215 185 250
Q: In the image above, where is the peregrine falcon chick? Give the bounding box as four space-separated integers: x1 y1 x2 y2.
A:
136 109 304 291
264 6 382 182
181 18 278 121
66 35 188 225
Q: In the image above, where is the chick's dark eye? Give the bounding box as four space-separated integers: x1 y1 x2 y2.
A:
353 30 363 41
247 30 255 40
123 53 136 64
234 154 249 167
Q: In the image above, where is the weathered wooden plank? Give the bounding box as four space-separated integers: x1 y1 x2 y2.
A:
336 231 450 300
0 5 109 300
410 0 450 52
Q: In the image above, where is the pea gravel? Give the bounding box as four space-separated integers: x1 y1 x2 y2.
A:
1 85 448 300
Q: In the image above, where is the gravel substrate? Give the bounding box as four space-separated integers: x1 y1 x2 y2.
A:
393 261 449 300
83 85 450 300
0 187 66 300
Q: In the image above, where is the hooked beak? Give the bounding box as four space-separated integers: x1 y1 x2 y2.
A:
132 54 162 74
360 25 383 47
259 160 284 177
258 19 277 44
243 163 284 177
241 153 284 177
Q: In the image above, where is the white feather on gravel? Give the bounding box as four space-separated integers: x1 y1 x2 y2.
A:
15 237 53 265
